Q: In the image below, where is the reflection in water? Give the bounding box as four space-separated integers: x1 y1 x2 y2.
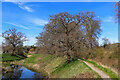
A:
2 64 46 79
2 64 23 79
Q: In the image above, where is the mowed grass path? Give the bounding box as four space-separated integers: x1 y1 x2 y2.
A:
85 60 119 79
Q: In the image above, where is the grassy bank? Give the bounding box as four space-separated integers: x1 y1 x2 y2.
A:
10 53 101 78
2 53 26 62
85 60 119 78
51 59 101 78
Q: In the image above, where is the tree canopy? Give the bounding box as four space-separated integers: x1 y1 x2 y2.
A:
2 28 27 55
36 11 101 62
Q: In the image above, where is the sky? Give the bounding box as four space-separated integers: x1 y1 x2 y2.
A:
2 2 118 46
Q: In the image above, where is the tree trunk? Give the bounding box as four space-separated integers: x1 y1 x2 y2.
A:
12 48 16 55
67 52 71 63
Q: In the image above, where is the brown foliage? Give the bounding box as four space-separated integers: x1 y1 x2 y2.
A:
36 11 101 62
2 28 27 55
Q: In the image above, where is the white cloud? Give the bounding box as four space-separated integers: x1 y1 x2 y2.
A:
1 2 34 12
26 17 48 26
32 18 48 26
6 22 29 29
102 16 114 23
13 2 33 12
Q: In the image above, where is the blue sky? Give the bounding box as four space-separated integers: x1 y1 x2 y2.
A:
2 2 118 46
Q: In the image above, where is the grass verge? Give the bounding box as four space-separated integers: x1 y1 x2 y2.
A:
85 59 119 78
51 59 101 78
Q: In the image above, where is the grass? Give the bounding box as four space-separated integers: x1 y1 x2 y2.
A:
26 53 35 55
24 53 53 63
25 54 40 63
51 59 101 78
2 53 103 78
3 52 117 78
2 53 25 62
40 54 52 62
10 53 101 78
82 61 102 79
45 57 66 74
24 53 65 74
85 59 119 79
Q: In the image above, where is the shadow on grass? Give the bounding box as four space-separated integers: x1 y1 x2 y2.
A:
2 53 27 62
51 59 78 75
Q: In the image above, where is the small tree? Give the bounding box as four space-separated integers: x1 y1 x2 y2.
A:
2 28 27 55
102 38 110 48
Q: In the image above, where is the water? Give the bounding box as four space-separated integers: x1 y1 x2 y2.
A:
2 64 47 79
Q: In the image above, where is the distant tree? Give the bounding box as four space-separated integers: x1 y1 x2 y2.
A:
102 38 110 48
29 48 35 52
30 45 36 50
2 28 27 55
36 12 101 63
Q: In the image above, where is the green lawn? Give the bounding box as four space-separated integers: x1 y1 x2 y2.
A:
2 53 25 62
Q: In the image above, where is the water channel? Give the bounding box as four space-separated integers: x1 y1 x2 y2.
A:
2 64 47 79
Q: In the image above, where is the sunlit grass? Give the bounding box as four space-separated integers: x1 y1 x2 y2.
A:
24 54 40 63
2 53 25 62
25 53 53 63
23 54 102 78
45 57 66 74
51 59 101 78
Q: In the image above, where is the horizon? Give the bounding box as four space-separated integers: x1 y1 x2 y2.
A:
2 2 118 46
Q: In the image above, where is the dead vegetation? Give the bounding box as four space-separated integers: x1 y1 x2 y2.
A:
89 43 119 71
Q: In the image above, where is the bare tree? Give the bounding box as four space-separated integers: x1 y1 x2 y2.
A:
2 28 27 55
102 37 110 48
36 11 101 63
